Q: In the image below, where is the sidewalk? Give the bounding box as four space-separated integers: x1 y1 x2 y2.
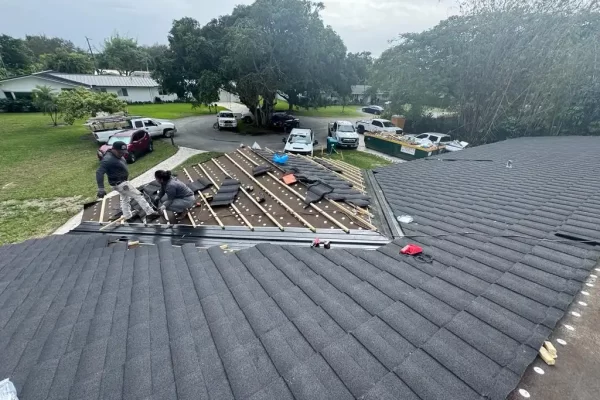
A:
53 146 204 235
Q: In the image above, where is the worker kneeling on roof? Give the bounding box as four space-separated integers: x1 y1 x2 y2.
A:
96 141 158 221
155 170 195 220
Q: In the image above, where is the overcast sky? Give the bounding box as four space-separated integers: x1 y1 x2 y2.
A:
2 0 458 56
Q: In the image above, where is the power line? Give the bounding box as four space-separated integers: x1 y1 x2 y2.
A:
85 36 98 74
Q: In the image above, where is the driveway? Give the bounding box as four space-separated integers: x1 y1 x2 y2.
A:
172 114 345 153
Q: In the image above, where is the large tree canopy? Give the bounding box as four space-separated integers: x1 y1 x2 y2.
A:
373 0 600 144
99 35 148 76
154 0 351 125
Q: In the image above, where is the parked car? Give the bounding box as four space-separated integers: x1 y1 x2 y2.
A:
355 118 403 135
362 105 384 115
270 112 300 131
87 115 177 144
282 128 318 155
216 111 238 131
403 132 469 152
328 120 359 148
97 129 153 163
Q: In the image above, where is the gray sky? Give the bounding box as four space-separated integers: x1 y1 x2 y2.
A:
2 0 457 56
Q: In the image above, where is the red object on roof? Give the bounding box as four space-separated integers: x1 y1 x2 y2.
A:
282 174 297 185
400 244 423 255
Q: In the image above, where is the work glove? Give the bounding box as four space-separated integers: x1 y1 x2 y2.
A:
97 189 107 199
159 205 166 212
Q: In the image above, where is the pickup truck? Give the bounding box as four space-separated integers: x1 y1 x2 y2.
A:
282 128 317 155
328 120 359 148
355 118 403 135
87 115 177 144
216 111 238 131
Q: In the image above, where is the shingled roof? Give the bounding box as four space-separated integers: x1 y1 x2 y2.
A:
2 136 600 400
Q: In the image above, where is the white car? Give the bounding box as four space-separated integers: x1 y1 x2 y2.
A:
404 132 469 152
355 118 403 135
328 120 359 148
216 111 238 131
282 128 317 155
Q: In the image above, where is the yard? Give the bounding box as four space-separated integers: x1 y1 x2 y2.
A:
127 102 222 119
0 112 179 245
318 151 391 169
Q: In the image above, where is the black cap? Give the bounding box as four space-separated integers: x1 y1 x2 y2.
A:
112 141 127 151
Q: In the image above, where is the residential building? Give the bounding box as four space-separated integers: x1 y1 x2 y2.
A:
0 70 177 103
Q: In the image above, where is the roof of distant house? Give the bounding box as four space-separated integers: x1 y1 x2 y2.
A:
0 70 160 88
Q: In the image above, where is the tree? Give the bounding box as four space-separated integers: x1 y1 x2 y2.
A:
40 49 94 73
32 85 59 126
0 35 35 76
373 0 600 144
25 35 77 58
57 87 127 125
99 35 147 75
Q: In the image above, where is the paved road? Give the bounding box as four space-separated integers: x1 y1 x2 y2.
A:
172 114 346 153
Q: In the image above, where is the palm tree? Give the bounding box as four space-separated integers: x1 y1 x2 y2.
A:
32 85 59 126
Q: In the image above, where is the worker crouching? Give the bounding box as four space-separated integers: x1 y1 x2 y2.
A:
155 170 195 220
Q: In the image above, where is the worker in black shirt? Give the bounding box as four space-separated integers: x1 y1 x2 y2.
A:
96 141 157 220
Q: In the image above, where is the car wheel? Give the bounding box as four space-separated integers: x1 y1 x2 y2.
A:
163 129 174 138
127 153 136 164
148 142 154 153
357 125 365 134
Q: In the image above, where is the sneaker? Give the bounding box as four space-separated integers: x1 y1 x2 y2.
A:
175 210 189 221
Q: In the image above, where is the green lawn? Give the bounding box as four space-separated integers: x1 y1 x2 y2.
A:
0 112 178 245
274 100 364 118
318 151 391 170
127 103 223 119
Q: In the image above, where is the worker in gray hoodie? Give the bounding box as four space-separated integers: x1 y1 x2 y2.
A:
96 141 157 220
155 170 196 220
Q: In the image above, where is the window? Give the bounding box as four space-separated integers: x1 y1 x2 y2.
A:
158 88 167 95
416 134 429 139
99 88 107 93
134 121 143 128
118 88 129 97
289 134 311 144
13 92 33 100
132 131 144 142
144 119 157 127
429 136 440 143
382 121 395 127
372 121 382 128
338 124 355 133
219 112 234 118
107 136 131 145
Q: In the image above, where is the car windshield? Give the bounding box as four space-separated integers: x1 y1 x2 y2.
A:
108 136 131 145
338 124 355 132
220 113 234 118
382 121 395 127
289 134 311 144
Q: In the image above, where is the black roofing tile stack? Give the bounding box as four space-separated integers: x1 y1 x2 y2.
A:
253 149 370 206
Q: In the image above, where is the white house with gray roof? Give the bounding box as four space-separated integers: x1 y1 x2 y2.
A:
0 70 177 103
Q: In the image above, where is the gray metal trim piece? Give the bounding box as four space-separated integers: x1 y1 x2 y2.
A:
365 170 404 238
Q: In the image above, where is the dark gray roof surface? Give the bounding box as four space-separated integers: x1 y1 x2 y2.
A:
3 137 600 400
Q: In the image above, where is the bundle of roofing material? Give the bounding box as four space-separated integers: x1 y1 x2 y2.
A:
210 177 240 207
252 165 271 177
186 176 213 193
254 149 371 207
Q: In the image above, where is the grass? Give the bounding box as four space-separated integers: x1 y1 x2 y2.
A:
274 100 364 118
318 150 392 170
0 111 179 245
127 103 224 119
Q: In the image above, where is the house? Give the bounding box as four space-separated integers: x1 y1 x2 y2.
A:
351 85 390 105
0 70 177 103
1 137 600 399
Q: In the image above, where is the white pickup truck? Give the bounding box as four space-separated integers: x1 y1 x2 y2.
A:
355 118 403 135
216 111 238 131
87 115 177 144
328 120 359 148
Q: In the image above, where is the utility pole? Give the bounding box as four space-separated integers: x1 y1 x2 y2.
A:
85 36 98 74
